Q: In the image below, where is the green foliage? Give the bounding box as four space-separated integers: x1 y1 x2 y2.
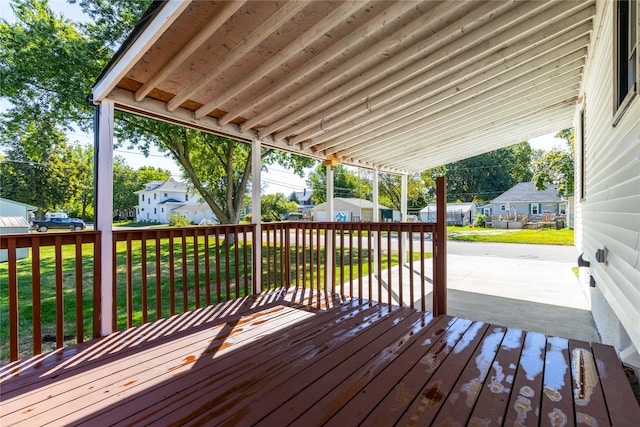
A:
307 163 371 204
439 141 533 203
0 138 86 212
532 128 574 196
168 213 193 227
473 213 487 228
260 193 298 222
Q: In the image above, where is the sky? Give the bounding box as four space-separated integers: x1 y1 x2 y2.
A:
1 0 569 196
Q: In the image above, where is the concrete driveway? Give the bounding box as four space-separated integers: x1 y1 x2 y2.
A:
351 242 600 343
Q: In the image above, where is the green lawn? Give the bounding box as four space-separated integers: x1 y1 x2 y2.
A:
0 236 424 364
446 226 574 245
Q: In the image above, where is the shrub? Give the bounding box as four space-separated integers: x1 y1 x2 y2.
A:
473 213 487 228
169 213 193 227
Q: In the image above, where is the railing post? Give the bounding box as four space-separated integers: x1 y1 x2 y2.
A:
434 176 447 315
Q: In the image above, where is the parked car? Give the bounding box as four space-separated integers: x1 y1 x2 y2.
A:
31 217 86 232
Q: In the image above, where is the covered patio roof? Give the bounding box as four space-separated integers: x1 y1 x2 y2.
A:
92 0 596 174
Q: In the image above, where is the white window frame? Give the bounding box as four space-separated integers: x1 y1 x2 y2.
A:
613 0 639 125
531 204 541 215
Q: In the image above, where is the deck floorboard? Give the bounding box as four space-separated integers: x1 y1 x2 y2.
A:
1 289 638 426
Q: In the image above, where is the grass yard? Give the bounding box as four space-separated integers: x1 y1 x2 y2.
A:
0 235 424 364
447 227 574 245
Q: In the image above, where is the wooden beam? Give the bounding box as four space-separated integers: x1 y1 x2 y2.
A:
92 0 190 102
293 19 593 149
270 0 534 143
344 65 584 161
167 1 307 111
218 0 421 128
351 89 579 170
374 106 574 172
135 0 246 102
321 52 586 157
243 0 484 133
194 0 366 119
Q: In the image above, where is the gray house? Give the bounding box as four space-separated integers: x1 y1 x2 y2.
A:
482 182 564 222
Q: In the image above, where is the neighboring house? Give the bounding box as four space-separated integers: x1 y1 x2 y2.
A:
289 189 315 214
313 198 399 222
419 202 476 226
482 182 564 222
134 178 217 224
0 198 37 262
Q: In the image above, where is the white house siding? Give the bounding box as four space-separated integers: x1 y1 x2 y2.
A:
577 1 640 363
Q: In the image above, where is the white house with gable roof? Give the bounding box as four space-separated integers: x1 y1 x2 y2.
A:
135 178 217 224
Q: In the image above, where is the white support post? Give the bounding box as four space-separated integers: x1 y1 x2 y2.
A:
251 141 262 294
96 100 114 336
372 169 379 222
326 165 334 220
401 173 408 264
325 164 334 295
372 169 379 276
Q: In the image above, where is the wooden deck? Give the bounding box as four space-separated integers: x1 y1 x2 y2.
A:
2 288 639 426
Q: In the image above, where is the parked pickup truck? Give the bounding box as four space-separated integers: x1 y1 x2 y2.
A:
31 217 86 232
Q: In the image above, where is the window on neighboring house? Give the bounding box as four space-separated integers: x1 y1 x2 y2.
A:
154 193 156 200
142 194 145 201
141 208 144 212
531 204 540 215
164 193 168 197
185 194 189 201
614 0 639 123
161 208 164 213
500 205 506 211
148 199 150 205
154 208 157 214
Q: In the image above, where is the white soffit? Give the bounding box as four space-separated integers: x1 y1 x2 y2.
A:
93 0 596 174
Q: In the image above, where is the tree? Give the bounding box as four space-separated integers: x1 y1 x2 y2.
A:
0 136 86 214
1 0 314 224
378 172 435 213
532 129 574 196
260 193 298 222
442 142 533 203
306 163 370 204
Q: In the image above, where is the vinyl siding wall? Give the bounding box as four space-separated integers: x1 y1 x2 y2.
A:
576 0 640 359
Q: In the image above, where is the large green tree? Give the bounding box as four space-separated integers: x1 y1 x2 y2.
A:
1 0 313 224
260 193 298 222
441 142 534 203
306 164 371 204
532 129 574 196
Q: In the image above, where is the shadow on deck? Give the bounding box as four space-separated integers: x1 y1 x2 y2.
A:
2 288 639 426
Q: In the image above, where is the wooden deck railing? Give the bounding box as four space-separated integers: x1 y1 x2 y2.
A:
261 222 441 311
111 225 254 331
1 178 446 363
0 232 101 363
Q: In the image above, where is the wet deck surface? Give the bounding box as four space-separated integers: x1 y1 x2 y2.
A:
2 288 639 426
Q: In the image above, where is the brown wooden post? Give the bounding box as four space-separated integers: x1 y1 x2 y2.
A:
8 238 19 361
434 176 447 316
